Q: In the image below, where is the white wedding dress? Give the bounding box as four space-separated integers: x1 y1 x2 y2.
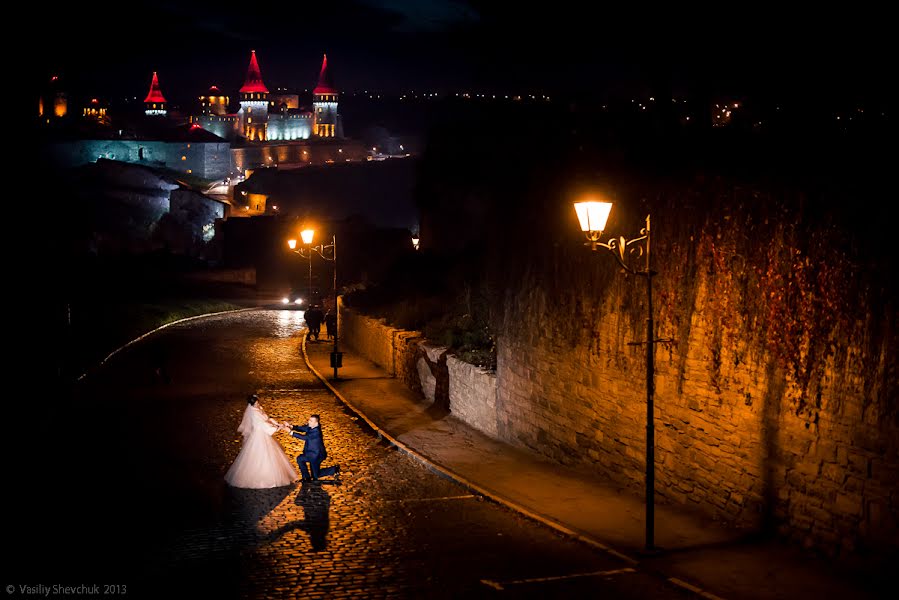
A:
224 404 298 489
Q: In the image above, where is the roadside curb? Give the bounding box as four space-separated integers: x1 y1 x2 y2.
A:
300 336 639 564
302 336 732 599
77 307 259 381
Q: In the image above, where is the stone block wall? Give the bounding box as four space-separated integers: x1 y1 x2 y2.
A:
447 356 498 437
495 250 899 558
338 306 399 375
338 300 497 431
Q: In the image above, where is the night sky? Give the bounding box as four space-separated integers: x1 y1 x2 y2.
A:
30 1 891 108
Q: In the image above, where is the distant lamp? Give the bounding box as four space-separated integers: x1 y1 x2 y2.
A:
301 229 315 245
287 239 297 250
574 201 613 246
411 234 420 250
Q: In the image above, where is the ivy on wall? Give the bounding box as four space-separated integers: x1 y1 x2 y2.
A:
501 181 896 425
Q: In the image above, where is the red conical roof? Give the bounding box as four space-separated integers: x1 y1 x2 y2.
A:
144 71 166 103
240 50 269 94
313 54 337 95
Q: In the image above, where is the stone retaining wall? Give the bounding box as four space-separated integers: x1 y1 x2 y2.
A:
339 299 497 434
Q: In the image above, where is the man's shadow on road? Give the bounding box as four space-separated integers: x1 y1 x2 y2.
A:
260 481 338 551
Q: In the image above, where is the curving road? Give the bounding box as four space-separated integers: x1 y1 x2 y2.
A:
12 310 694 599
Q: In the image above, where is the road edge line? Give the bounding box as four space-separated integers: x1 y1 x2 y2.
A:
77 307 259 381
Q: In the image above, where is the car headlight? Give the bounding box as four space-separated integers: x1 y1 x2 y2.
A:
282 298 289 304
294 298 303 304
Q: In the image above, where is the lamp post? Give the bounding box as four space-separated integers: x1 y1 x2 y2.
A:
573 199 669 552
287 228 342 379
301 228 315 300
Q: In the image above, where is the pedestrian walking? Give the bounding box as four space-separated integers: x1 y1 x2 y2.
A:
304 305 324 340
325 308 337 340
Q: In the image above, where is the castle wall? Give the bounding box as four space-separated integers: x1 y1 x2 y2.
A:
194 115 239 141
45 140 232 180
231 140 368 174
268 114 312 141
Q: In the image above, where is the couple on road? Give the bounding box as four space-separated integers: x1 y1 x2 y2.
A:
224 394 340 488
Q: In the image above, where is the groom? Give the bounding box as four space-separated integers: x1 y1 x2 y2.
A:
286 414 340 482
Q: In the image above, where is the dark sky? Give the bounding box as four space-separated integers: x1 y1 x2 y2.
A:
29 1 891 107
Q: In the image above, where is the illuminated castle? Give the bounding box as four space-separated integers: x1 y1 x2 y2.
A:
193 51 342 142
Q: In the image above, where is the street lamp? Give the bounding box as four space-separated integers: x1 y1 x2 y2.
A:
411 233 420 250
573 198 669 552
287 228 342 379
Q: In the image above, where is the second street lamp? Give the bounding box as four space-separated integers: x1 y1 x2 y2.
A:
287 228 342 379
573 199 670 552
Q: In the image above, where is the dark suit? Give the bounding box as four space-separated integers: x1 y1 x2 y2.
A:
292 425 337 480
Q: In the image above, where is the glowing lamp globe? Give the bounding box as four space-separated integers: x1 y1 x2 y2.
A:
287 239 297 250
301 229 315 245
574 201 613 235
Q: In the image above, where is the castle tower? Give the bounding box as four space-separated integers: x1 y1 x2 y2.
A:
312 54 339 138
144 72 167 116
39 75 68 121
200 85 229 116
238 50 269 141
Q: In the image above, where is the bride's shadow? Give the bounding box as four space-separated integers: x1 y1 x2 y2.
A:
228 485 294 527
259 482 336 551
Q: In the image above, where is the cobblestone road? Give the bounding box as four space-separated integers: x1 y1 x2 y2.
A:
12 310 695 599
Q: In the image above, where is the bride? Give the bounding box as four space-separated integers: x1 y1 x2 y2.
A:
225 394 298 488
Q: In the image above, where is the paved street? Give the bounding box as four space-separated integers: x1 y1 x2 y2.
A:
11 310 696 598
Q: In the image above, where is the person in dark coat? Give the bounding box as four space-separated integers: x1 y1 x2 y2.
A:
324 309 337 340
304 305 324 341
286 414 340 482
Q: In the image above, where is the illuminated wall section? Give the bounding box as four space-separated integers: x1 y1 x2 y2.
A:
194 115 240 140
53 94 68 117
267 114 312 141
